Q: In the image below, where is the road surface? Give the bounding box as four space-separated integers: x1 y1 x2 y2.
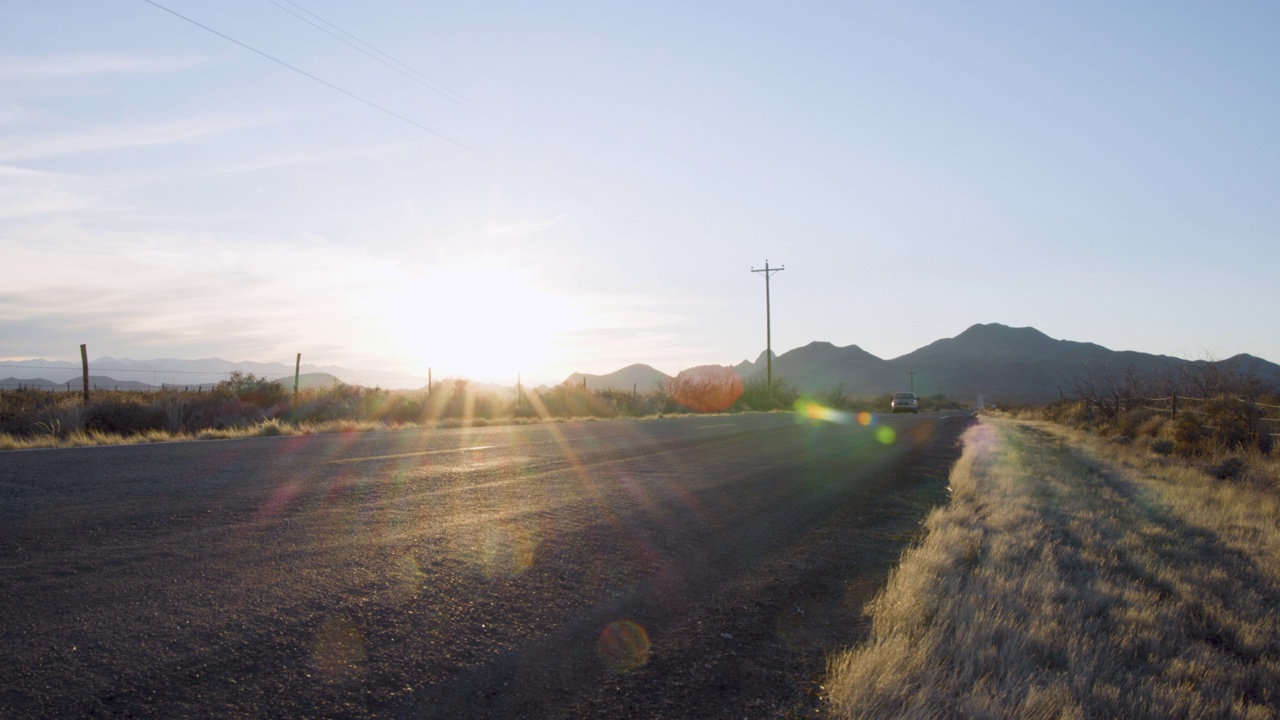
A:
1 411 973 718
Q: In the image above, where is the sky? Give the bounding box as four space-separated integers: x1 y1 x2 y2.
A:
3 1 1278 386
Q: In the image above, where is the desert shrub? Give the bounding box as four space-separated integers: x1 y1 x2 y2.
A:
1206 455 1247 480
379 392 427 424
0 389 82 436
668 365 743 413
1171 412 1208 455
1149 438 1175 455
732 375 798 411
1135 413 1168 439
815 383 855 411
531 382 615 419
1115 407 1157 438
397 379 515 422
83 400 169 435
215 372 286 408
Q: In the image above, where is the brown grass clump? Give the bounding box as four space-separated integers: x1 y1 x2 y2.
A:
826 417 1280 719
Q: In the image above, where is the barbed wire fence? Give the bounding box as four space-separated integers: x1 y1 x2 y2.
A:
0 362 417 394
1138 394 1280 439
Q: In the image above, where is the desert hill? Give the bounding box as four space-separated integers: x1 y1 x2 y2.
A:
732 323 1280 403
563 364 671 393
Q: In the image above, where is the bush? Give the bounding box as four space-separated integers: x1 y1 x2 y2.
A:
83 400 168 435
732 375 798 412
1115 407 1157 438
216 372 287 408
1206 455 1246 480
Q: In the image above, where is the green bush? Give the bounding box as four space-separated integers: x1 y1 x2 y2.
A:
732 375 798 412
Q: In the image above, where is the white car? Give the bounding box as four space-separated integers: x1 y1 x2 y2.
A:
891 392 920 414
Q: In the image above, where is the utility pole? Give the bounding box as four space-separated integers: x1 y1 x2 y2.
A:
907 371 917 394
751 260 785 395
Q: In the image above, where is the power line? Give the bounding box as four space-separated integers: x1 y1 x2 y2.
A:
141 0 474 152
264 0 479 112
260 1 715 240
143 0 722 245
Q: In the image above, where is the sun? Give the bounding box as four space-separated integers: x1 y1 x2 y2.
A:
356 258 583 383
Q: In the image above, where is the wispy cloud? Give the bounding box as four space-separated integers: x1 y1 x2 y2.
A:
204 138 429 176
485 215 567 238
0 53 206 82
0 165 98 218
0 114 278 163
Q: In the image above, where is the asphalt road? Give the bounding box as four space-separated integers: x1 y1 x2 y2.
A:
0 411 973 718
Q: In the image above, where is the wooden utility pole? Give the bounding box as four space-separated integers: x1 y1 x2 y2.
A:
907 371 918 393
293 353 301 400
80 344 90 404
751 260 785 394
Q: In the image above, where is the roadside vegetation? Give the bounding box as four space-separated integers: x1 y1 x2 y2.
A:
827 409 1280 718
0 370 958 450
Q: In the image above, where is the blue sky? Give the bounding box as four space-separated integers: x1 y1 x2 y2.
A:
3 1 1277 385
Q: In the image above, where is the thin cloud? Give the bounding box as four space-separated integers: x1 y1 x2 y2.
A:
485 215 567 238
0 165 98 218
205 138 430 175
0 114 281 163
0 53 206 81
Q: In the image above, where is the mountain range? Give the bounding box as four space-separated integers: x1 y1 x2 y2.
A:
0 357 427 391
567 324 1280 403
6 324 1278 402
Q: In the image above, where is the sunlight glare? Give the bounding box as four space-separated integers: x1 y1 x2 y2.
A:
356 258 585 382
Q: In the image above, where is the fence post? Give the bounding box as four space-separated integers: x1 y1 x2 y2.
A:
80 344 90 404
1172 393 1177 420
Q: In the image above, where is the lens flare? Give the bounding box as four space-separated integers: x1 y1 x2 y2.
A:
875 425 897 445
392 554 425 602
471 522 536 579
793 399 854 425
311 617 366 680
857 411 872 426
596 620 651 673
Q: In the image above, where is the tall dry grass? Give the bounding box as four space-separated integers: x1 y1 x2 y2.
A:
827 417 1280 719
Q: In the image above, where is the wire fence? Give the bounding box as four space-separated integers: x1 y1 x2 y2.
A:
1137 394 1280 438
0 362 417 392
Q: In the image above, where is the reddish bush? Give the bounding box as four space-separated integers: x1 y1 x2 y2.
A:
668 365 743 413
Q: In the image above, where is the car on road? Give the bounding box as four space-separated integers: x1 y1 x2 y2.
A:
891 392 920 414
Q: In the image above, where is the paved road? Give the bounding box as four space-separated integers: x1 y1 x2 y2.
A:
0 411 972 718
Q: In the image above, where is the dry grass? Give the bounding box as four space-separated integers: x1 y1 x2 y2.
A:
826 416 1280 719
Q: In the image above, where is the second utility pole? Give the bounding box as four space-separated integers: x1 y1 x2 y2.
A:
751 259 785 395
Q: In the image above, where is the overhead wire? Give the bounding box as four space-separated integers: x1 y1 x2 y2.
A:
140 0 473 152
264 0 479 112
260 0 715 239
141 0 714 241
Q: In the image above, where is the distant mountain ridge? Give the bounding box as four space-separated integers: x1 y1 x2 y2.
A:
0 358 428 390
731 323 1280 402
564 364 671 392
8 324 1277 402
